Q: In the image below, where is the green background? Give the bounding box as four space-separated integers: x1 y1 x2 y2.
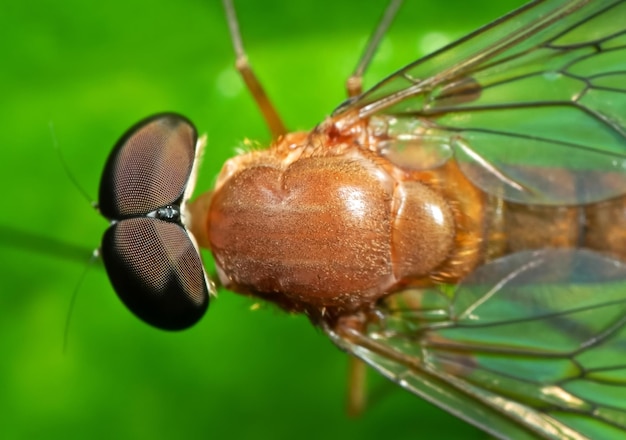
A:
1 0 525 438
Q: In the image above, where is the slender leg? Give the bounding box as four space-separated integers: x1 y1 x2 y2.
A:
343 1 403 414
346 354 368 416
346 0 403 98
222 0 287 138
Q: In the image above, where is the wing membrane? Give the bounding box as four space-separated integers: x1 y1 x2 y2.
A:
333 0 626 205
325 249 626 439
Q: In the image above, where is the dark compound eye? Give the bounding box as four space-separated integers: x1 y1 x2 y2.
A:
102 218 208 330
99 113 209 330
99 113 198 220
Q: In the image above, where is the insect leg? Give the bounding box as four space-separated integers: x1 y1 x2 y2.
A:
346 0 403 98
222 0 287 138
346 354 368 416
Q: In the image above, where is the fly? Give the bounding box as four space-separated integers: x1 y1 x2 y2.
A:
99 1 626 438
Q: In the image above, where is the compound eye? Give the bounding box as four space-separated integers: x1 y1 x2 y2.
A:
98 113 198 219
98 113 209 330
102 218 209 330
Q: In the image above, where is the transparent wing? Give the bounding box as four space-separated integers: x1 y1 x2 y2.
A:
332 0 626 205
324 249 626 440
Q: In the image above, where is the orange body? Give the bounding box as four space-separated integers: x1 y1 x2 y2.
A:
187 116 626 320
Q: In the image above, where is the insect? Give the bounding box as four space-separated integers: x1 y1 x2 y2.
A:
99 0 626 438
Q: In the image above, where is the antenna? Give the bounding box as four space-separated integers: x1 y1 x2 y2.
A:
49 121 97 209
49 120 102 350
63 249 100 353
